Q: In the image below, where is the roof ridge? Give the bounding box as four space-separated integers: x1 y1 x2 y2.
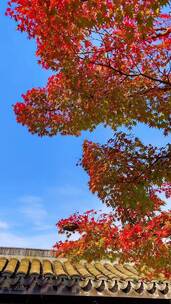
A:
0 247 54 258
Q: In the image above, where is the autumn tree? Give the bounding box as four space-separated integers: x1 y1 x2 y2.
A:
6 0 171 277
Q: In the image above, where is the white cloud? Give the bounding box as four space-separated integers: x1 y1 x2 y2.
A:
19 195 51 230
0 189 113 250
0 196 57 249
0 221 9 230
0 231 57 249
19 195 43 205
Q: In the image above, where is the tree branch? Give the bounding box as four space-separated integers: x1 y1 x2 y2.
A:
90 61 171 86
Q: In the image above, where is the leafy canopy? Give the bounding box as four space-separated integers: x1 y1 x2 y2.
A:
6 0 171 277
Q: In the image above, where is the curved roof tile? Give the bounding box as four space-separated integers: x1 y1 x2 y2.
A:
0 247 170 299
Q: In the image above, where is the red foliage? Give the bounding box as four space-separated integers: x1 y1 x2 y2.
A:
82 133 170 221
54 208 171 279
6 0 171 275
6 0 171 136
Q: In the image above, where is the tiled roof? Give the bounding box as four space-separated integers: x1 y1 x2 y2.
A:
0 247 170 299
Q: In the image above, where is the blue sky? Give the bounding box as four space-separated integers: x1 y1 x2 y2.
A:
0 1 170 249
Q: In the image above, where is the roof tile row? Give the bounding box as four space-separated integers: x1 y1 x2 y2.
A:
0 257 140 279
0 248 170 299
